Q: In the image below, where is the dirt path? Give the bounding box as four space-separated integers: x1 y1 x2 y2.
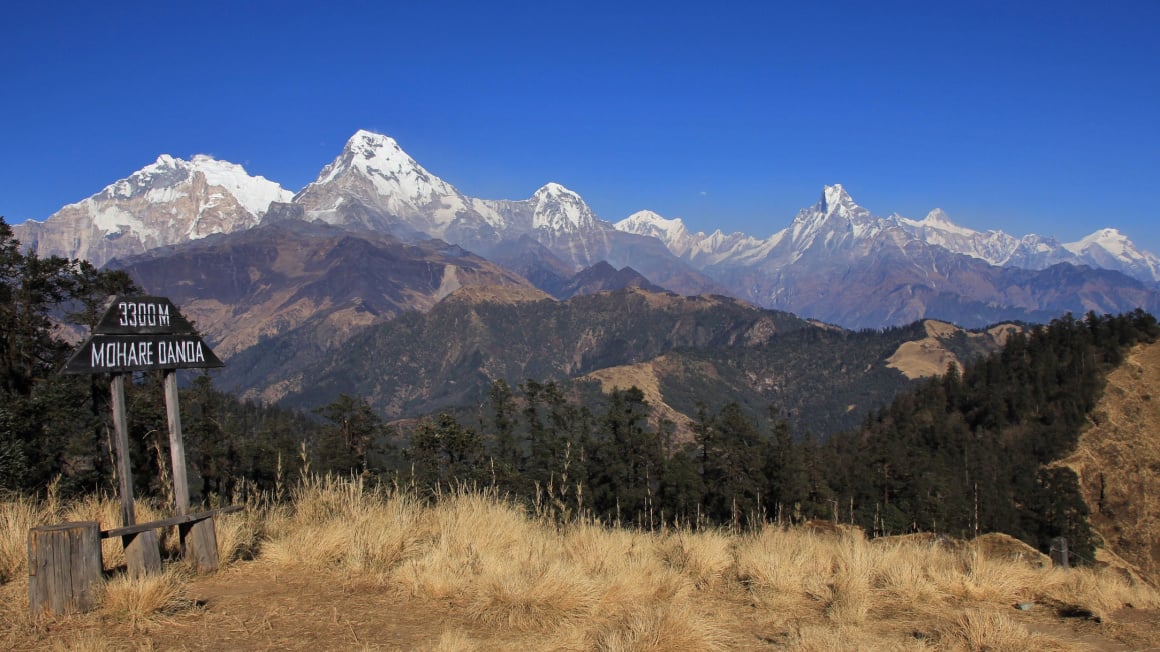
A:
147 564 454 651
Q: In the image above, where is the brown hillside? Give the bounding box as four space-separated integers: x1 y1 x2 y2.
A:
441 283 554 306
887 320 1019 380
582 355 697 443
1058 340 1160 585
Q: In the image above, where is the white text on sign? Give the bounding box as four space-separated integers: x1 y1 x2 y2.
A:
117 302 171 328
90 339 207 369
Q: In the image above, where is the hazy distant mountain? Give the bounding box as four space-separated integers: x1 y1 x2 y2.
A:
617 185 1160 285
109 220 536 358
14 155 291 267
551 261 662 299
617 185 1160 327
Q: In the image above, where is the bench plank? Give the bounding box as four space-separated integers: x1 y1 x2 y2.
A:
100 505 242 539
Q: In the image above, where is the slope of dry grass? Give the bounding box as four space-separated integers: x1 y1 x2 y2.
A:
1058 339 1160 585
3 477 1159 651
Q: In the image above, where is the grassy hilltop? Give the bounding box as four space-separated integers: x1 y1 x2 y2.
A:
3 476 1159 651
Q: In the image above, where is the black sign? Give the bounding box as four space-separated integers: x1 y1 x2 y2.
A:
63 295 224 374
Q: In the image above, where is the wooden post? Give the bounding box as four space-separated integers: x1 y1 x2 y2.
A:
28 522 103 617
123 530 163 579
165 370 218 572
164 370 190 515
180 519 220 574
110 373 135 527
111 373 160 576
1051 536 1070 570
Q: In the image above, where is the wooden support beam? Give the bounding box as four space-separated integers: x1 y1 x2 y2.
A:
123 530 162 578
1051 536 1070 570
164 370 191 515
110 373 135 527
181 519 220 573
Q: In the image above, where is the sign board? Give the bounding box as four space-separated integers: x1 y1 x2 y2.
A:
63 296 223 374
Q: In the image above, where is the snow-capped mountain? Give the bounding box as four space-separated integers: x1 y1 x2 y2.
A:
1064 228 1160 283
893 210 1160 283
12 130 1158 329
618 184 892 270
13 154 291 267
619 185 1160 285
616 210 771 267
617 184 1160 327
286 129 505 242
530 182 600 233
271 132 723 294
892 209 1026 266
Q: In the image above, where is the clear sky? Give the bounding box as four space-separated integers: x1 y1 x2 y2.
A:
2 1 1158 254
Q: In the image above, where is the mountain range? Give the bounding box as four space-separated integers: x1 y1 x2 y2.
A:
14 129 1159 331
14 128 1154 428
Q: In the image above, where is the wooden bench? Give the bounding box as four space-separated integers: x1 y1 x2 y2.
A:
101 505 243 577
28 506 242 617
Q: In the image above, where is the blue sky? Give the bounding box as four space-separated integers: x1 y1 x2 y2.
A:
2 1 1158 254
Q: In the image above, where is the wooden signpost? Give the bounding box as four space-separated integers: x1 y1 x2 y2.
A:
29 296 225 617
63 297 222 526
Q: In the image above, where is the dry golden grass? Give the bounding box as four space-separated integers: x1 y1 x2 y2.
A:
213 504 264 565
46 630 120 652
937 610 1058 651
3 477 1160 650
100 565 193 627
886 320 1015 380
0 494 43 583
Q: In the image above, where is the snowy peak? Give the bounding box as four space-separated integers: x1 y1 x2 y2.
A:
348 129 402 157
613 209 770 265
781 184 878 253
101 154 187 200
922 208 953 226
616 210 699 257
616 210 689 243
816 183 870 221
14 153 292 267
530 182 599 232
310 129 453 200
1067 228 1129 256
533 182 583 203
897 208 984 239
96 154 291 217
187 155 293 216
295 130 505 233
822 183 850 211
1064 228 1160 281
791 184 874 234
